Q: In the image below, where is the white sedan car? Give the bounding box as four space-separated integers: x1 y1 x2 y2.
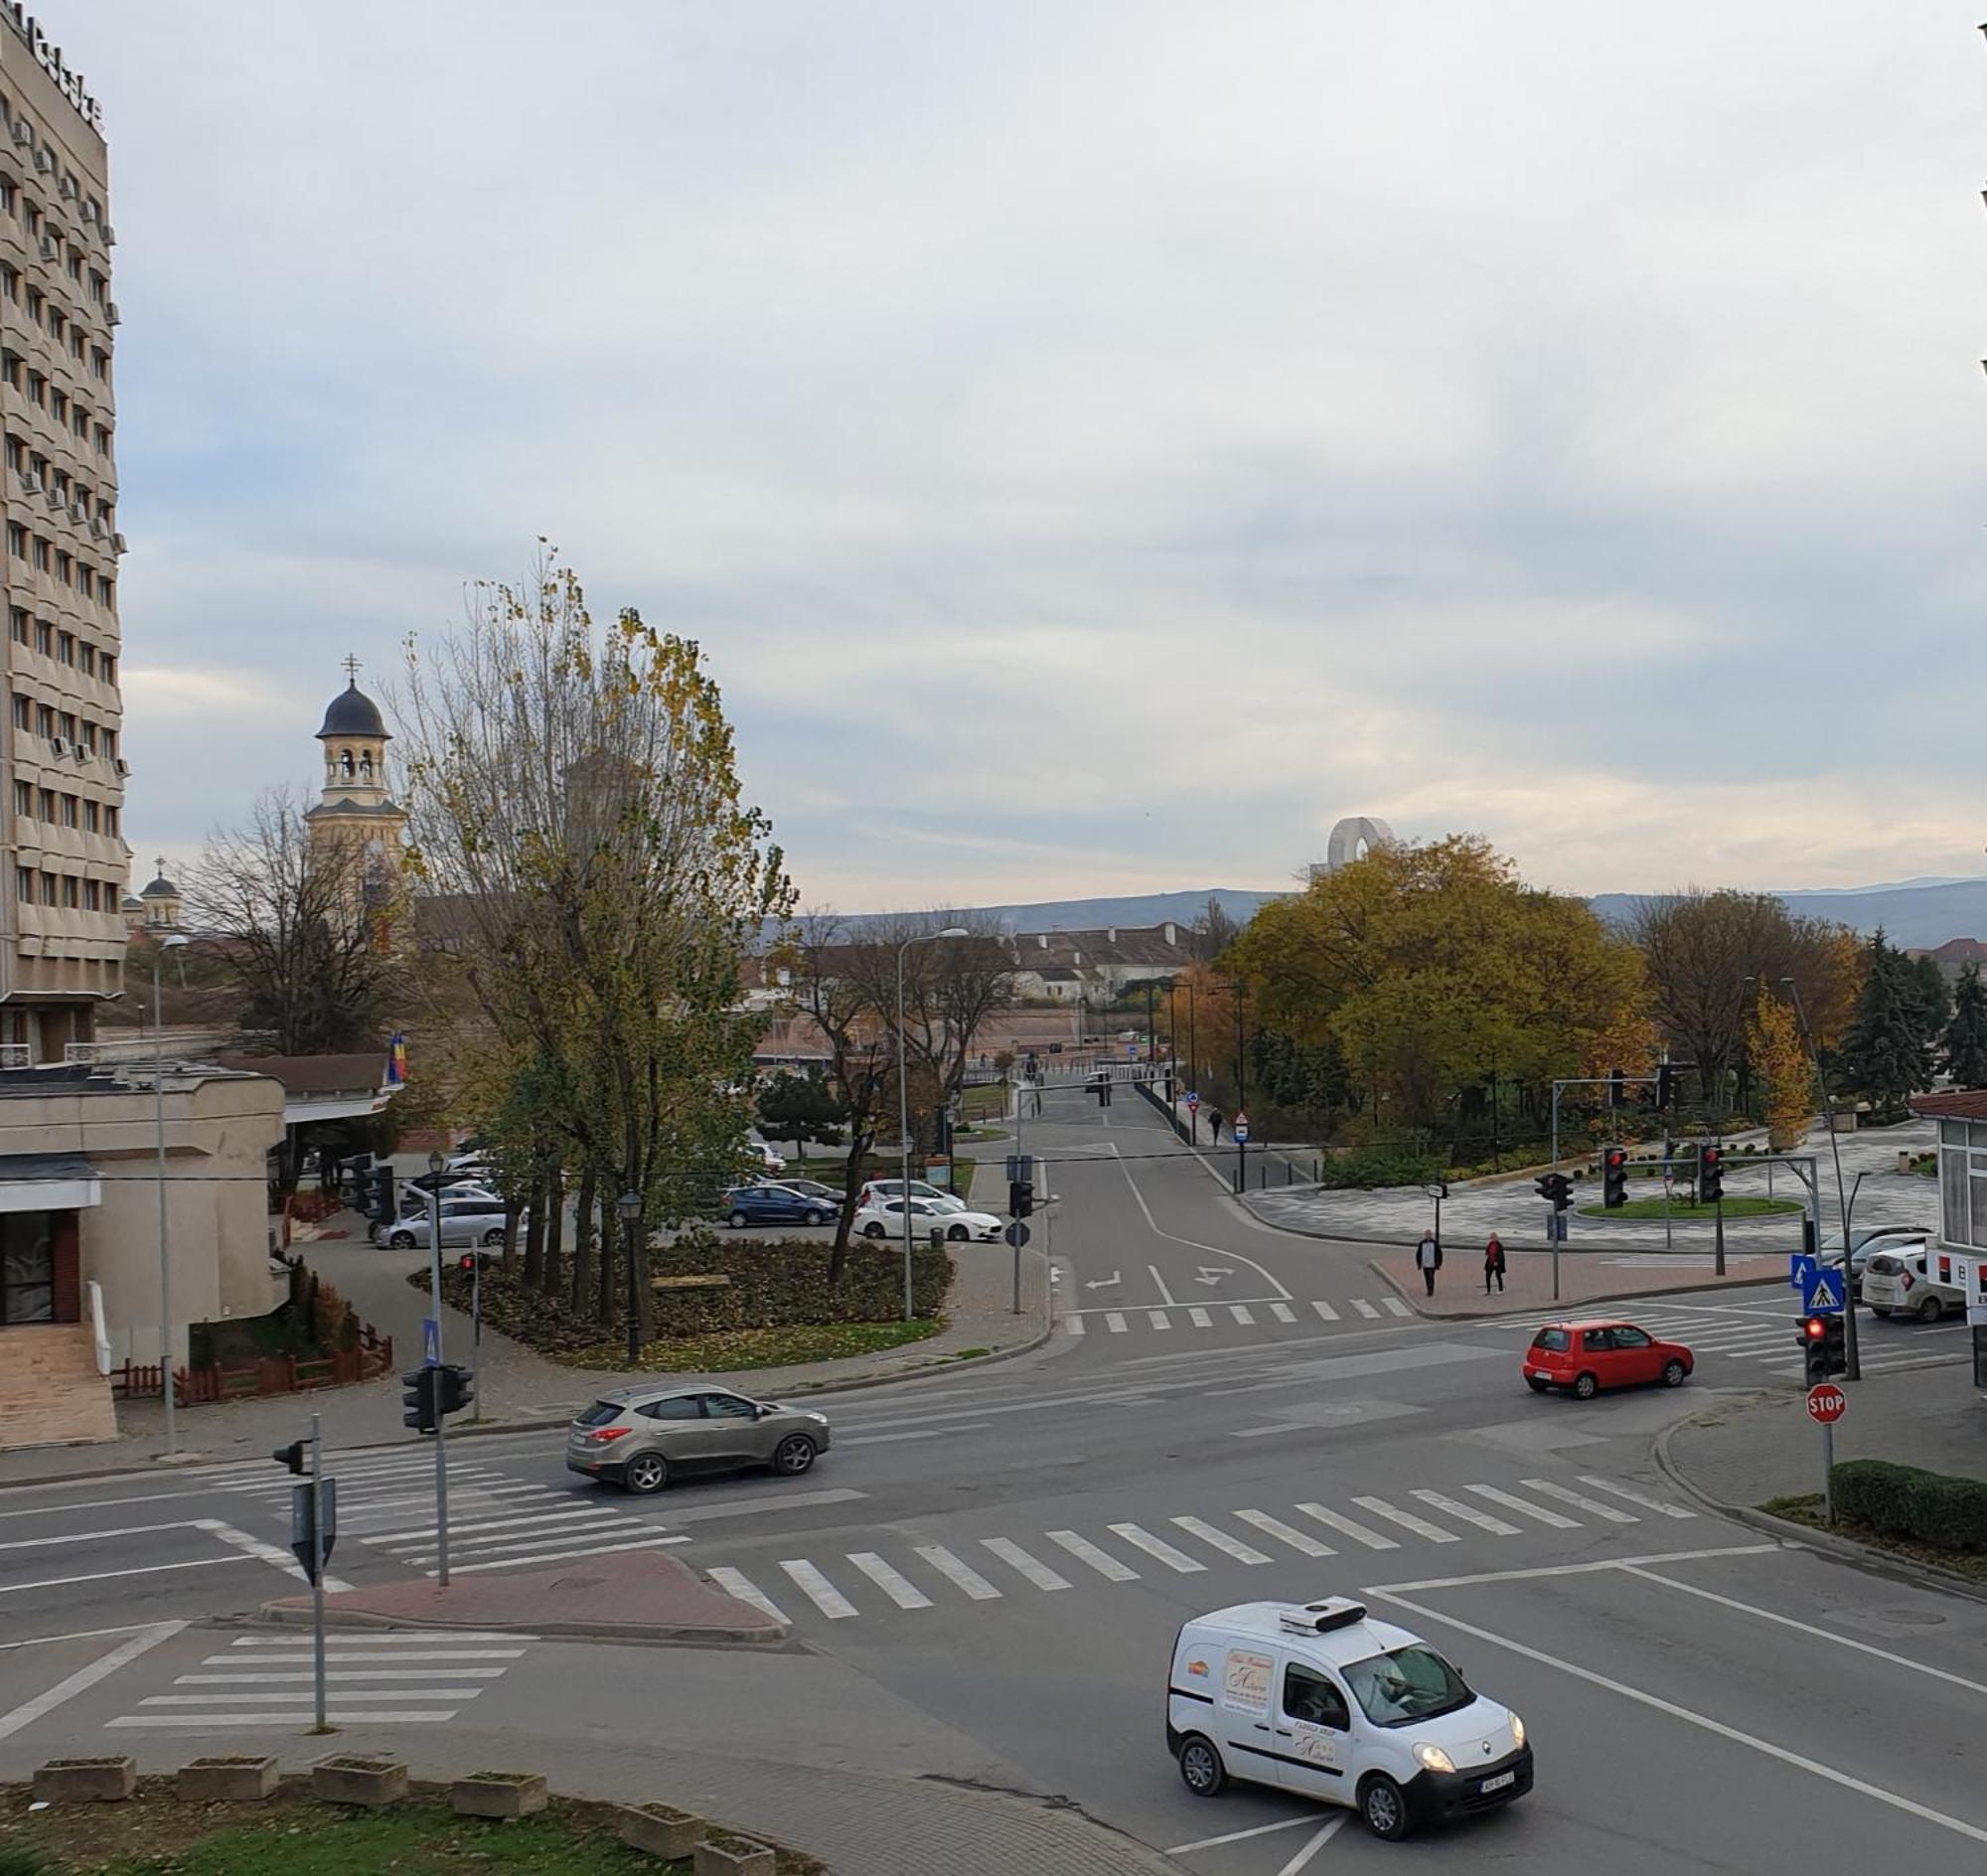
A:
858 1178 967 1213
855 1196 1004 1242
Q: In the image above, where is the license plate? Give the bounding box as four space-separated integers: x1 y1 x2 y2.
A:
1526 1369 1549 1380
1479 1770 1516 1793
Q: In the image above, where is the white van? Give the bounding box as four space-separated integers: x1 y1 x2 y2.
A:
1167 1597 1532 1840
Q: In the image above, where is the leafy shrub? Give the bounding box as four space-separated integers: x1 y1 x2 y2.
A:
1314 1147 1446 1190
1832 1459 1987 1553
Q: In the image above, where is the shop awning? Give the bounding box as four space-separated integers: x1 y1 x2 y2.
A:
0 1152 100 1212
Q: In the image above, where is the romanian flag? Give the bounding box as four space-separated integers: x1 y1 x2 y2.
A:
386 1033 408 1086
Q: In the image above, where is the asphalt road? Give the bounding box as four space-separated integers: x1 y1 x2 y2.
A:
4 1083 1984 1873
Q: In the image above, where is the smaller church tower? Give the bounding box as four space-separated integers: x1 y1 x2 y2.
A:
136 860 182 931
305 657 407 919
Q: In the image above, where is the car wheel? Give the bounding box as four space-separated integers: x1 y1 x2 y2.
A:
1177 1734 1226 1798
1525 1377 1549 1394
804 1210 828 1227
729 1211 750 1229
948 1223 970 1242
1573 1371 1600 1401
1359 1773 1412 1840
1917 1296 1944 1323
481 1228 505 1247
772 1433 817 1477
622 1452 670 1495
1662 1358 1688 1388
388 1230 415 1250
1870 1307 1892 1318
862 1222 886 1239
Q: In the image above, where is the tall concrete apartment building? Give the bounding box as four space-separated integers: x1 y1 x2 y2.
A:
0 8 122 1062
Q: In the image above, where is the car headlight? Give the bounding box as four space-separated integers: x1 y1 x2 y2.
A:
1414 1743 1455 1774
806 1412 829 1425
1510 1713 1525 1748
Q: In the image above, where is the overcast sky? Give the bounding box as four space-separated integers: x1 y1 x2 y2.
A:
62 2 1987 907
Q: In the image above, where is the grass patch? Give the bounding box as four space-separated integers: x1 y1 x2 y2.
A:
1758 1492 1987 1584
565 1317 944 1373
959 1084 1007 1122
1577 1195 1802 1221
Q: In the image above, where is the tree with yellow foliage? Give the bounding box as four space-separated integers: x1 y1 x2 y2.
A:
1744 985 1812 1151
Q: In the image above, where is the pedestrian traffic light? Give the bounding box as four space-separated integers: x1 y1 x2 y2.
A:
1821 1314 1846 1377
436 1363 474 1418
1698 1145 1723 1204
1602 1147 1628 1209
272 1439 306 1476
1608 1067 1624 1110
1534 1172 1572 1212
401 1366 439 1434
1655 1063 1674 1112
368 1166 395 1223
1009 1178 1033 1218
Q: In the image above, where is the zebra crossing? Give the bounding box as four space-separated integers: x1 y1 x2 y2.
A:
205 1450 685 1578
1064 1295 1412 1336
102 1631 535 1730
1491 1302 1969 1378
701 1472 1695 1628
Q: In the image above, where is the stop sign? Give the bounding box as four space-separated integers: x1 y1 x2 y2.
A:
1805 1383 1847 1424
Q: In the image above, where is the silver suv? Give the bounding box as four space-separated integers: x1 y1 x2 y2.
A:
565 1385 831 1494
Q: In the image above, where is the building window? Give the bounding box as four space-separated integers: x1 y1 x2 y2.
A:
38 871 55 905
97 579 112 611
100 728 115 761
58 712 76 742
7 607 23 645
56 631 73 666
60 794 76 829
79 720 95 754
82 878 99 911
31 537 48 571
36 789 54 821
11 780 27 818
33 621 49 655
99 654 113 685
103 806 117 838
82 799 98 833
9 695 26 730
13 868 29 904
33 704 52 738
5 523 22 559
79 644 94 676
60 874 77 909
54 551 70 584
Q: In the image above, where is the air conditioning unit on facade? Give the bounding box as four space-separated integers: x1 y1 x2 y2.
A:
49 734 68 755
113 758 128 776
37 235 55 261
103 302 117 326
79 200 95 223
19 472 40 494
58 177 76 201
99 225 113 245
111 532 125 553
33 150 52 174
10 124 29 148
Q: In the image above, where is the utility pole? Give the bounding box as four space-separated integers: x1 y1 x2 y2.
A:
1781 978 1862 1382
424 1155 451 1588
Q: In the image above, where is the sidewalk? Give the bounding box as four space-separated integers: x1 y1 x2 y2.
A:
1371 1244 1787 1318
0 1213 1051 1485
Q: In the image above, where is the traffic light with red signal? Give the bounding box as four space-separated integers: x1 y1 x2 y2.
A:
1602 1147 1627 1209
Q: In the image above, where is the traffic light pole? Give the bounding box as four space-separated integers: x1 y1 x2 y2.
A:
426 1176 451 1588
308 1411 327 1732
1781 980 1862 1383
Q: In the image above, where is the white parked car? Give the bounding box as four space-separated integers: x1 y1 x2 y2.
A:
855 1196 1003 1242
1861 1246 1965 1322
747 1140 787 1175
858 1178 966 1213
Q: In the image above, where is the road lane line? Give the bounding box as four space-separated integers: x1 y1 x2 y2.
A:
1148 1264 1178 1307
841 1425 989 1447
1577 1477 1696 1518
108 1710 458 1727
1105 1313 1128 1333
780 1560 858 1618
177 1669 509 1683
1295 1502 1398 1550
1189 1308 1212 1328
1411 1489 1519 1536
1229 1305 1255 1325
1 1623 165 1652
441 1535 689 1574
1349 1299 1380 1320
1046 1530 1140 1582
0 1620 184 1742
1276 1816 1345 1874
1107 1523 1206 1573
1520 1478 1637 1523
1465 1484 1580 1529
229 1632 534 1644
916 1544 1002 1601
1365 1541 1778 1594
0 1519 210 1551
1171 1517 1272 1565
1270 1303 1298 1324
202 1649 523 1664
0 1557 255 1596
1369 1588 1987 1850
848 1552 933 1610
1110 1144 1293 1297
204 1518 353 1592
1065 1315 1087 1336
1148 1311 1172 1329
1310 1301 1339 1322
1234 1509 1336 1557
1165 1814 1320 1854
980 1537 1070 1591
1351 1496 1459 1543
140 1689 483 1706
702 1569 788 1622
1619 1567 1987 1697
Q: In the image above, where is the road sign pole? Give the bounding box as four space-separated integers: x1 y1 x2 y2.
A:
309 1410 327 1731
470 1253 483 1426
1714 1190 1726 1278
427 1178 450 1590
1822 1418 1834 1524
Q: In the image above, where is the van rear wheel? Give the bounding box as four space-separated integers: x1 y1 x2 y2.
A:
1359 1773 1412 1840
1917 1297 1944 1323
1177 1734 1226 1798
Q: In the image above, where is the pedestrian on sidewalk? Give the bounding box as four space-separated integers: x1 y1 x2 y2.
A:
1482 1232 1506 1294
1206 1108 1223 1143
1416 1231 1442 1297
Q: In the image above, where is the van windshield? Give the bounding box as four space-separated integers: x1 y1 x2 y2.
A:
1341 1644 1472 1728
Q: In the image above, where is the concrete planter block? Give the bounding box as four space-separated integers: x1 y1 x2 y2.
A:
177 1756 278 1801
311 1753 407 1807
618 1803 701 1859
450 1771 548 1819
694 1835 777 1876
33 1757 136 1803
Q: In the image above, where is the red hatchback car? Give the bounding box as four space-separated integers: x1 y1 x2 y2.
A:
1522 1321 1693 1399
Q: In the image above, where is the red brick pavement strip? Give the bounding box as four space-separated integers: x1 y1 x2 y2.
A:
1371 1246 1787 1319
261 1548 788 1645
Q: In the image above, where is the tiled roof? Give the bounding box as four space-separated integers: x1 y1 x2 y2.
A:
1909 1090 1987 1120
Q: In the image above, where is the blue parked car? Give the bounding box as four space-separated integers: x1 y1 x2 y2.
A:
722 1184 836 1229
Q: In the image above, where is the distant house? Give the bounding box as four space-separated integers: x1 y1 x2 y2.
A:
1905 937 1987 987
1007 922 1193 1001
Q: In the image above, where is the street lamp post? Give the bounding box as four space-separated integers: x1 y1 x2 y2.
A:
1781 977 1862 1382
618 1189 643 1366
897 928 969 1323
424 1149 451 1585
152 932 190 1457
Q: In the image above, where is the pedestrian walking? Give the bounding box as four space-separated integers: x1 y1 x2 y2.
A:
1482 1232 1506 1294
1206 1108 1223 1143
1416 1231 1442 1297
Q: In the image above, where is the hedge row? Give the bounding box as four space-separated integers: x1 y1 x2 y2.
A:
1314 1147 1447 1190
1831 1459 1987 1554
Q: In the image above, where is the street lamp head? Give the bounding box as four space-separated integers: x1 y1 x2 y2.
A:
937 926 969 940
617 1189 642 1221
428 1150 446 1176
160 932 190 952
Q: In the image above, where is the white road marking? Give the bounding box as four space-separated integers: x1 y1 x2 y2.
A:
1310 1301 1339 1322
1171 1516 1272 1565
1371 1587 1987 1850
1234 1509 1336 1557
108 1710 459 1727
1295 1502 1398 1550
1366 1541 1777 1595
1229 1305 1256 1325
916 1544 1002 1601
1380 1297 1411 1317
177 1668 509 1683
201 1649 523 1664
0 1621 184 1742
848 1551 933 1610
1148 1264 1178 1307
1 1623 167 1653
1148 1311 1172 1329
780 1559 857 1618
841 1425 989 1447
0 1556 255 1596
1046 1529 1140 1582
1107 1522 1207 1573
706 1567 790 1625
229 1632 534 1644
362 1505 624 1545
1105 1312 1128 1333
1465 1484 1579 1529
1276 1816 1345 1874
441 1534 688 1575
1270 1303 1298 1324
1350 1299 1381 1320
1165 1813 1321 1854
206 1518 353 1592
1577 1477 1696 1518
1411 1489 1519 1536
1065 1314 1087 1335
1520 1478 1637 1523
1110 1143 1294 1297
139 1688 482 1706
980 1536 1070 1591
0 1518 212 1551
1352 1496 1459 1543
1189 1307 1213 1328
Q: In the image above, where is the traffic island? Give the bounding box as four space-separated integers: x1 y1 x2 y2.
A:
260 1546 791 1645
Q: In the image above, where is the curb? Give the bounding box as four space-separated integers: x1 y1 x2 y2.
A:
1365 1256 1786 1321
1651 1411 1987 1609
252 1599 797 1648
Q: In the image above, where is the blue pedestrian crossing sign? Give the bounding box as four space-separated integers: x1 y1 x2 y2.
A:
1789 1253 1817 1293
1800 1266 1846 1316
421 1316 441 1366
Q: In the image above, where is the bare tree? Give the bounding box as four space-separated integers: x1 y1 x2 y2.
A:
182 785 400 1057
1188 895 1239 962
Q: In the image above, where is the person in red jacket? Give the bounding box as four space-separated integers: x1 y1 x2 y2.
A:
1483 1232 1507 1294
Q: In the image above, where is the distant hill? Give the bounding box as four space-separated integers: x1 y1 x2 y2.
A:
1591 879 1987 950
813 887 1287 938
